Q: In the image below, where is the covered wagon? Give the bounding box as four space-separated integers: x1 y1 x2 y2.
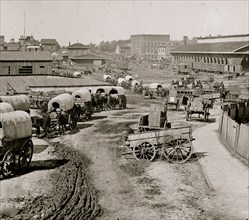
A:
72 88 93 120
117 78 126 85
108 86 126 109
0 102 14 113
0 111 33 177
103 74 112 81
28 89 66 109
0 95 30 112
48 93 77 133
125 75 133 82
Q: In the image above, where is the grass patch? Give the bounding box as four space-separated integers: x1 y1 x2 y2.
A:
137 176 155 184
145 185 161 195
95 120 135 135
119 160 150 177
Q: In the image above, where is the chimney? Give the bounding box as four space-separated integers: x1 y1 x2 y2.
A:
69 42 71 46
0 35 4 45
183 36 188 44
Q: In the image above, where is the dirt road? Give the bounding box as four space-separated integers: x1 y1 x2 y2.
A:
1 92 247 219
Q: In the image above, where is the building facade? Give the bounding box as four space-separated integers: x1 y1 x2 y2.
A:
68 43 90 57
70 53 109 66
40 39 60 52
171 40 249 74
157 41 183 61
0 51 53 75
130 34 170 60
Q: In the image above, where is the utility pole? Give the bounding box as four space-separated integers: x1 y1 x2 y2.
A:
24 9 26 36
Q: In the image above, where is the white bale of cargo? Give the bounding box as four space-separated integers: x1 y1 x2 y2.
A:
117 78 126 84
109 86 125 95
125 75 133 82
72 89 91 102
0 95 30 111
0 111 32 142
149 83 162 90
103 74 112 81
0 102 14 113
131 80 140 87
48 93 74 112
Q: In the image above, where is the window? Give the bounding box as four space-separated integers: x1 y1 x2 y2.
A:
19 66 32 74
40 66 45 68
8 66 10 74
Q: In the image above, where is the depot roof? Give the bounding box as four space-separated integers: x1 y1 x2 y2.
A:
170 41 249 54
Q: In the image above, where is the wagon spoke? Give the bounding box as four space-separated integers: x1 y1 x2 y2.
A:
133 142 156 161
163 138 192 163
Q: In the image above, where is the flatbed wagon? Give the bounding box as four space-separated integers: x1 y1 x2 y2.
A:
126 104 195 163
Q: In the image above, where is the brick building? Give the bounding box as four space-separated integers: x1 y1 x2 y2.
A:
130 34 170 61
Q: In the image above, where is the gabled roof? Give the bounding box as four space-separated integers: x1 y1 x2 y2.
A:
0 75 109 95
40 39 58 45
68 43 90 49
0 51 53 61
70 53 109 60
197 34 249 40
171 41 249 54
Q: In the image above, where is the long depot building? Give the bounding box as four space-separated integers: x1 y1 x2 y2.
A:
170 34 249 74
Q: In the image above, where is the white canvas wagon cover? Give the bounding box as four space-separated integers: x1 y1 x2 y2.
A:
48 93 74 112
0 102 14 113
125 75 133 81
0 95 30 111
0 111 32 142
131 80 140 87
117 78 125 84
72 89 91 102
149 83 162 89
109 86 125 95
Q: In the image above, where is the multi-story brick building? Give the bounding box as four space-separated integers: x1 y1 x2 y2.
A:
130 34 170 61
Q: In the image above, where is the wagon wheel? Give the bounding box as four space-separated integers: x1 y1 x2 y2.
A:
204 110 209 121
133 141 156 161
1 150 15 177
18 139 33 170
186 111 191 121
163 136 192 163
176 100 180 111
68 114 73 131
72 115 77 129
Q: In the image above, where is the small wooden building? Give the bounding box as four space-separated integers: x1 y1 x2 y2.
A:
70 53 109 66
0 51 53 75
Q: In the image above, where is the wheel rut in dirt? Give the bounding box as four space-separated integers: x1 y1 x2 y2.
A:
10 142 101 220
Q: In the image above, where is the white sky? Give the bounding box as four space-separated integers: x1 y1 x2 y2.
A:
0 0 248 46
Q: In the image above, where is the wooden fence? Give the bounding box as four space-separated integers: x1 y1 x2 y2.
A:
219 111 249 165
